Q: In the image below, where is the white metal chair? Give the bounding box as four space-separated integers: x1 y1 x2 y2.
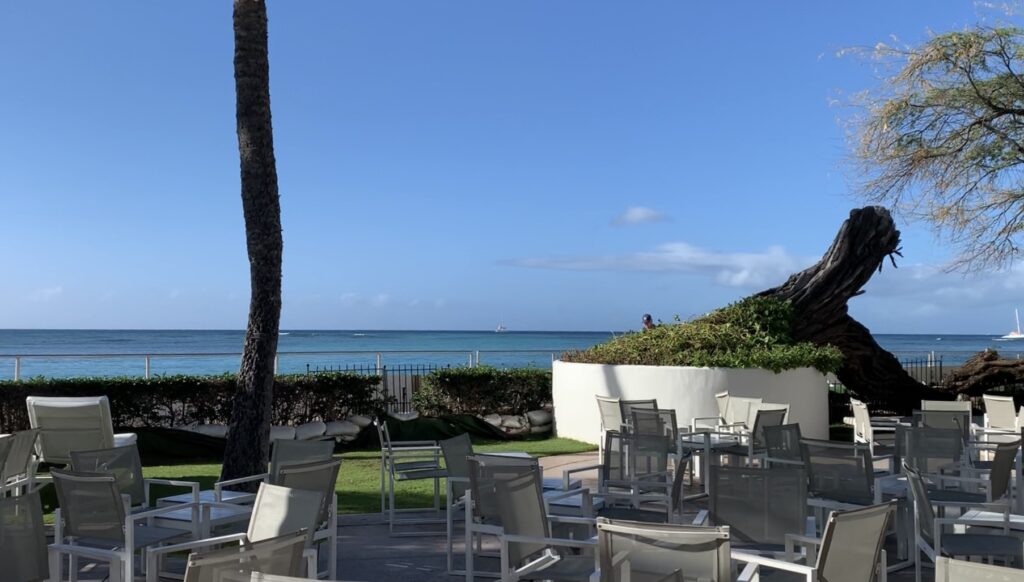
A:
731 502 895 582
595 395 623 461
985 395 1019 431
277 459 341 579
26 396 136 467
0 487 49 582
374 417 446 536
146 483 324 582
50 469 196 582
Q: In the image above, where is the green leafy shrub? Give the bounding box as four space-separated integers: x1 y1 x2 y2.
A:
562 297 843 374
412 366 551 416
0 372 387 431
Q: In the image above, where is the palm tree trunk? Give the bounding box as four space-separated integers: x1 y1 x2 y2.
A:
221 0 283 484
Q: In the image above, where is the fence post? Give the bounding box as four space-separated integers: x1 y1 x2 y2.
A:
274 355 279 375
145 356 151 380
14 357 20 381
475 350 480 366
376 353 382 374
468 352 474 367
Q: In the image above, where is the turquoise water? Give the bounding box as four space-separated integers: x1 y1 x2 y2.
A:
0 329 1019 379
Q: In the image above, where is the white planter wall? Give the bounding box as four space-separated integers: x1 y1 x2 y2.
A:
552 361 829 442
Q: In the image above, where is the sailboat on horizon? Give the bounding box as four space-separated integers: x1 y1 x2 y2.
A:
997 308 1024 340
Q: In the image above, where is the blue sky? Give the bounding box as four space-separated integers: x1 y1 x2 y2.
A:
1 1 1020 333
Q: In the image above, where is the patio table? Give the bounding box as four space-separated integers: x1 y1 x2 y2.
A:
678 431 742 500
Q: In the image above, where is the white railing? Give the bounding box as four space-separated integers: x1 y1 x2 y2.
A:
0 349 566 381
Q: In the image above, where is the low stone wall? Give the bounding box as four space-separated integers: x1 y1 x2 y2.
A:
552 361 829 442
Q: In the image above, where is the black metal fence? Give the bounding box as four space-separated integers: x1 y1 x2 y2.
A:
306 363 445 413
901 356 945 387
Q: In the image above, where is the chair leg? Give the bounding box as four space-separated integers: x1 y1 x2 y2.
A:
48 547 61 582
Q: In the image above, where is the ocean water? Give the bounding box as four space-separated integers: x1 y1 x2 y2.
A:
0 329 1019 380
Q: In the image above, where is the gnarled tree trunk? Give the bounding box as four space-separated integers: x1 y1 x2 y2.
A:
757 206 941 414
221 0 283 484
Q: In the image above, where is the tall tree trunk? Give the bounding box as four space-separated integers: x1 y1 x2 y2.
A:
221 0 283 484
757 206 942 414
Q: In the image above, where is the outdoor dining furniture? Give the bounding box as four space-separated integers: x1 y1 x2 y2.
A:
1 429 38 496
677 430 744 499
763 423 804 466
595 395 623 461
904 463 1023 582
0 488 48 582
374 417 447 536
717 407 788 465
731 501 895 582
692 394 762 433
984 394 1019 432
26 395 136 467
50 469 198 582
701 463 811 549
595 518 732 582
493 468 597 582
180 529 311 582
275 458 342 579
145 483 324 582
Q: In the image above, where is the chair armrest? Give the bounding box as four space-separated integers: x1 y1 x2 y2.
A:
692 509 708 525
215 473 270 498
731 551 816 579
498 533 597 549
146 532 247 557
563 464 601 489
144 478 200 506
390 440 438 447
128 501 202 522
547 515 597 526
545 487 590 502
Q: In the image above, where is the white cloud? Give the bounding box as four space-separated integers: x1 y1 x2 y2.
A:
339 292 359 307
29 286 63 302
612 206 669 226
370 293 391 307
509 242 811 288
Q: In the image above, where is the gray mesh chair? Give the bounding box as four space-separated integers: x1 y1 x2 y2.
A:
182 529 309 582
440 433 477 574
936 556 1024 581
596 396 624 460
25 396 136 466
693 395 763 432
145 482 324 582
929 439 1019 506
901 425 964 476
276 458 341 580
913 409 971 446
705 464 808 547
374 418 446 536
620 400 657 431
984 395 1018 431
904 463 1023 582
2 429 39 496
494 469 597 581
71 443 203 510
801 439 875 508
0 488 48 582
464 454 544 581
763 423 804 465
203 438 336 505
851 398 896 466
732 501 895 582
596 518 730 582
720 407 789 464
51 469 195 582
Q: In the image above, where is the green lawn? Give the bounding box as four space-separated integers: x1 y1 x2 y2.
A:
40 437 596 518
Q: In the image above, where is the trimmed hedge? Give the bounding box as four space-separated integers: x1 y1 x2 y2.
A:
0 372 387 432
411 366 551 416
562 297 843 374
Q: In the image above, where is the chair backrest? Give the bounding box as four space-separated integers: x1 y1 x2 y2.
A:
903 463 937 546
70 443 146 507
619 400 658 427
183 529 309 582
913 409 971 444
466 454 540 525
630 408 666 439
901 425 963 475
602 430 670 490
714 391 730 419
801 438 874 505
988 440 1020 501
724 396 762 427
246 483 323 544
920 399 972 433
763 423 803 463
51 469 126 543
936 556 1024 581
494 469 551 568
596 396 623 434
596 518 731 582
816 502 895 582
26 396 116 466
2 429 39 487
0 489 48 582
850 398 872 443
276 459 341 527
269 438 334 483
708 464 806 545
750 407 788 450
984 395 1018 430
439 433 474 499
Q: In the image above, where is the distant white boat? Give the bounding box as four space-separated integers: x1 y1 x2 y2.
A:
997 309 1024 340
495 323 508 333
